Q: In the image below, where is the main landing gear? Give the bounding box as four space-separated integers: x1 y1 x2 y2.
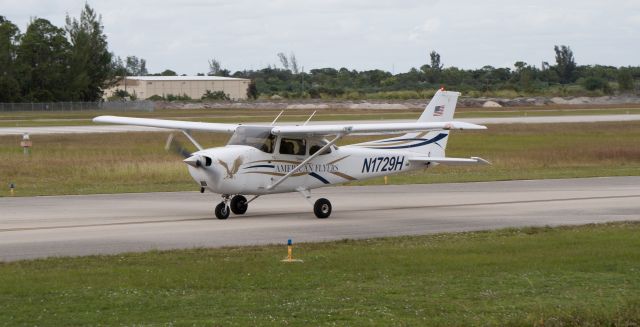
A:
230 195 248 215
215 194 249 219
297 187 332 219
313 198 332 219
214 193 333 219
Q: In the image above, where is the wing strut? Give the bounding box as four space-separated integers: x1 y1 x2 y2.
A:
182 130 203 151
302 111 316 126
271 110 285 126
266 132 348 191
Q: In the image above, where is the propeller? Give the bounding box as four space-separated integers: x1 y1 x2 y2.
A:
165 133 192 159
165 133 213 168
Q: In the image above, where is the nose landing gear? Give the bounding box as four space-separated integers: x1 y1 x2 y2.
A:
214 200 230 220
215 194 251 219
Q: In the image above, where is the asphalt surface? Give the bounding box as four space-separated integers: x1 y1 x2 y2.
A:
1 114 639 135
1 177 638 261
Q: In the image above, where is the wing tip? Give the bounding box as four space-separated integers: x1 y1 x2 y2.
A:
471 157 491 165
93 115 118 123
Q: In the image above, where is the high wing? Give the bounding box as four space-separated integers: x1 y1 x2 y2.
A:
409 156 491 165
94 115 486 136
270 121 486 137
93 115 240 133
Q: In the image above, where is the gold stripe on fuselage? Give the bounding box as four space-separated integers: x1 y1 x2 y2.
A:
330 171 357 181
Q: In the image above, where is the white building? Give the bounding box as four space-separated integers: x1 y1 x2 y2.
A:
104 76 251 100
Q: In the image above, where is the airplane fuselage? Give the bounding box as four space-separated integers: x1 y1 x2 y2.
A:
187 145 428 195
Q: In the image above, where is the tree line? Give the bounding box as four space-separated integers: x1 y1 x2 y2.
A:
1 4 638 102
226 47 638 99
0 5 114 102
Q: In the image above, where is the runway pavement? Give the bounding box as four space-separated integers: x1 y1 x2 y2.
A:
1 114 639 135
1 176 638 261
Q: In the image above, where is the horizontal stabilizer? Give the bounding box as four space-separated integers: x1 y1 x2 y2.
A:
409 156 491 166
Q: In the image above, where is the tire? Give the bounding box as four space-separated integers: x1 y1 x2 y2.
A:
215 202 230 220
230 195 248 215
313 198 332 219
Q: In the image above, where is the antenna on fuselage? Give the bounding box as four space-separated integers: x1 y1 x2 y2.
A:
302 111 317 126
271 110 285 126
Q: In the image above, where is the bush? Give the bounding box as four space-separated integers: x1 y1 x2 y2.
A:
580 77 613 95
246 81 258 99
201 90 230 101
108 89 133 101
146 94 164 101
618 69 635 92
166 93 192 101
581 77 607 91
113 89 130 98
308 88 321 99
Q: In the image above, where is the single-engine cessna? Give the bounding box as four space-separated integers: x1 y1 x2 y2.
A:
94 89 489 219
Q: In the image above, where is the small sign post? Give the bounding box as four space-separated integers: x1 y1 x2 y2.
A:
281 239 303 263
20 133 32 156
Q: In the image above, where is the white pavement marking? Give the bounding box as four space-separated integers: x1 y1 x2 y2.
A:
0 177 638 261
1 114 640 135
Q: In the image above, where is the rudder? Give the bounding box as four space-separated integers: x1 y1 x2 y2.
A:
417 89 460 122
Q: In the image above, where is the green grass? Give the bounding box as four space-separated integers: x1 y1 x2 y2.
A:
1 121 639 196
1 222 639 325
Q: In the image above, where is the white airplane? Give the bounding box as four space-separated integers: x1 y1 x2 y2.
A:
94 89 489 219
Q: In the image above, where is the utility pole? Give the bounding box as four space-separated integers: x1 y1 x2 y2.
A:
300 67 304 93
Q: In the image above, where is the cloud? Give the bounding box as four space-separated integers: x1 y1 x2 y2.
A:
0 0 637 73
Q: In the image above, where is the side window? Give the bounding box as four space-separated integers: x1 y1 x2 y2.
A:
279 138 306 155
309 140 331 155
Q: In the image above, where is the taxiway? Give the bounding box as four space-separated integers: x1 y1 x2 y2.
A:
1 176 638 261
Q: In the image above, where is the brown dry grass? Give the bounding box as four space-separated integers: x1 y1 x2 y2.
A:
1 122 639 196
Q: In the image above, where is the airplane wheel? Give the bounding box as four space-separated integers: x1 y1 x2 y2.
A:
230 195 248 215
215 202 230 220
314 198 332 219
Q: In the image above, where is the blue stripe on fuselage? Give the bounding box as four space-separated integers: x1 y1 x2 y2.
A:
309 172 330 184
366 133 448 150
244 164 275 169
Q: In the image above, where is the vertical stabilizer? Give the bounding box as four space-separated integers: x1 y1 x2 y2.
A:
417 89 460 122
351 89 461 157
397 89 461 156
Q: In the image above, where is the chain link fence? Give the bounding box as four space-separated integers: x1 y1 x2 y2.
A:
0 101 154 112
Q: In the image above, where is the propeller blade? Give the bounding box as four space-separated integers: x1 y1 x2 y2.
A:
165 133 192 158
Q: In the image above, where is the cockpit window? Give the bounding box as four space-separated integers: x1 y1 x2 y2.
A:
309 139 331 155
227 126 275 153
279 138 306 155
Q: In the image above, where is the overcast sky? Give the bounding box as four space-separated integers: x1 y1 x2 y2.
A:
2 0 639 74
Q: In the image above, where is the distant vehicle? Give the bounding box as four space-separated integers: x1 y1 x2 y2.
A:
94 89 488 219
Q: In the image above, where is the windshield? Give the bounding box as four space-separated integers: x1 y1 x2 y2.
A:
227 126 275 153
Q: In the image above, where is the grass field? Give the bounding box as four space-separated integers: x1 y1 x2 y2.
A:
1 121 639 196
1 105 639 127
1 222 638 325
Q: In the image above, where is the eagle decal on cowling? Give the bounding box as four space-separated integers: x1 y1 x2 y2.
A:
218 156 244 179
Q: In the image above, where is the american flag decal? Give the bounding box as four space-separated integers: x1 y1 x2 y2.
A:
433 105 445 116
